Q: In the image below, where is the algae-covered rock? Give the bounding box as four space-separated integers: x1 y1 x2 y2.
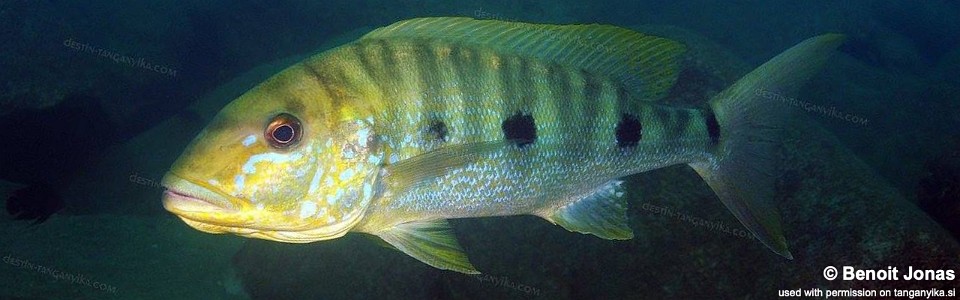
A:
807 52 959 197
0 1 193 123
918 136 960 240
0 2 89 116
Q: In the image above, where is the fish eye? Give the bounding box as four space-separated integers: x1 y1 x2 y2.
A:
265 113 302 148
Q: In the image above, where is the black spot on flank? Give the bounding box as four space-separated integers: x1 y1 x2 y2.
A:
615 113 642 148
502 112 536 147
705 109 721 145
427 119 448 142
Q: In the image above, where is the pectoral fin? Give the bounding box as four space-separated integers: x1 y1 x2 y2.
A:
383 141 503 191
371 219 479 274
537 180 634 240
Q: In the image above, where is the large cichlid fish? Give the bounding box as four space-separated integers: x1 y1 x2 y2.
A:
161 17 844 273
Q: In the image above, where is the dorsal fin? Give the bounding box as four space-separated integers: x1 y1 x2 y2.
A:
361 17 686 102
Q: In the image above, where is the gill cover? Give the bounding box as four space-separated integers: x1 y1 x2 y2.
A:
163 57 385 243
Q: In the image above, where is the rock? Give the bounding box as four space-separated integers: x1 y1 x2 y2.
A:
0 1 88 116
632 25 752 106
917 136 960 239
807 52 958 196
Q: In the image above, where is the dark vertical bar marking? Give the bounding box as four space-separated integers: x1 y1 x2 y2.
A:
673 109 691 140
415 41 446 116
548 64 576 149
301 62 342 112
498 55 520 114
516 57 536 113
451 46 483 142
705 107 721 145
581 69 603 133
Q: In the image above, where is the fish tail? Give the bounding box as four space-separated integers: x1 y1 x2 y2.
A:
689 34 846 259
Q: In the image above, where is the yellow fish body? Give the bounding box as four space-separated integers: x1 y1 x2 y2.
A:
162 17 844 273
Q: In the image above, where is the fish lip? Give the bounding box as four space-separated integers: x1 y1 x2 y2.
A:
161 173 238 214
162 190 232 213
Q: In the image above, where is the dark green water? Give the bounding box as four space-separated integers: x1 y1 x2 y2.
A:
1 1 958 299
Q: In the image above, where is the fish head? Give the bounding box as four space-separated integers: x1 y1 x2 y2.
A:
162 63 383 243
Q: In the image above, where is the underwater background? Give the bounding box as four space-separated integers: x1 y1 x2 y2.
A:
1 0 958 299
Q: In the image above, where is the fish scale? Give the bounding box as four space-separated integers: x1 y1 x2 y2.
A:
321 38 716 220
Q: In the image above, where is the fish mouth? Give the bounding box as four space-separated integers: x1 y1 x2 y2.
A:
159 173 365 242
161 173 239 215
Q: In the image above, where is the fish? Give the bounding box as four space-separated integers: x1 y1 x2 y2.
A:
1 93 120 224
5 183 63 224
161 17 845 274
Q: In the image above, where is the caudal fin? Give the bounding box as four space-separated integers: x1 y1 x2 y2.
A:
690 34 846 259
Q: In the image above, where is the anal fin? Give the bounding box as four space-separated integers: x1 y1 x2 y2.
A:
370 219 479 274
538 180 634 240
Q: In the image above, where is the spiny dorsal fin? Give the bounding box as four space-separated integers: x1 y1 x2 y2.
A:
371 219 479 274
361 17 685 102
537 180 633 240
